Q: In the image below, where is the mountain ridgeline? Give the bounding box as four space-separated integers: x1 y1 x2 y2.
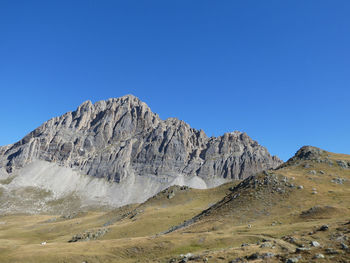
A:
0 95 282 209
0 95 281 182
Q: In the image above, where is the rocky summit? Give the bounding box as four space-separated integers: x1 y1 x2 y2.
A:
0 95 281 209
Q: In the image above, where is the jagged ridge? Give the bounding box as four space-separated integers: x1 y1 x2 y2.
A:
0 94 281 186
0 95 281 186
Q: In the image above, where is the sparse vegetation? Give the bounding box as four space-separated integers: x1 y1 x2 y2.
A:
0 147 350 262
0 176 15 185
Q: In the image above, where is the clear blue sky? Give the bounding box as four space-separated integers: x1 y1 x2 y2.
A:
0 1 349 161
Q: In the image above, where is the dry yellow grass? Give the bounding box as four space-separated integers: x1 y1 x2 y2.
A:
0 147 350 262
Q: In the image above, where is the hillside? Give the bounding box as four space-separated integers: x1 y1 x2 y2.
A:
162 146 350 262
0 146 349 262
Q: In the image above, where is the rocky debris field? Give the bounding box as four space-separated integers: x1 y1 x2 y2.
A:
68 228 109 242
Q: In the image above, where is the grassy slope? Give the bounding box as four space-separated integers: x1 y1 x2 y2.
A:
0 147 350 262
0 182 237 262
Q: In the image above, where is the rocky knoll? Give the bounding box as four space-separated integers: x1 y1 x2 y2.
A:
282 145 350 169
0 95 281 186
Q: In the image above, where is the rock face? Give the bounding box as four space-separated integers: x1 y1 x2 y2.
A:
0 95 281 185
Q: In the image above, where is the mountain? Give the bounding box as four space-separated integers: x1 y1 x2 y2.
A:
0 94 281 210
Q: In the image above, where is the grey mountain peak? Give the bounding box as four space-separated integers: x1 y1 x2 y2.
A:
1 94 281 182
0 95 282 209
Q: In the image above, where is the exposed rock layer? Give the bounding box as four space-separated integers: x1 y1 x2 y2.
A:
0 95 282 184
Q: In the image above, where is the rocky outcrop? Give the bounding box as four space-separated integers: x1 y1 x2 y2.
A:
68 228 109 242
287 146 325 162
0 95 281 185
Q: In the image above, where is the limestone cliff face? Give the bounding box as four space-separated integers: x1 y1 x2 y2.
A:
0 95 282 183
